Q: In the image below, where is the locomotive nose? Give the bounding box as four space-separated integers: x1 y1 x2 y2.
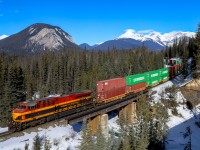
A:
12 110 21 121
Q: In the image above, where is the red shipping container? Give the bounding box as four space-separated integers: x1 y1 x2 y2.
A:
126 82 146 93
168 66 176 78
97 86 126 100
175 64 179 74
96 78 126 93
96 78 126 101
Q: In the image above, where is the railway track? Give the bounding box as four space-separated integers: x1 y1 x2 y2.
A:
0 130 14 139
67 89 148 124
0 131 10 137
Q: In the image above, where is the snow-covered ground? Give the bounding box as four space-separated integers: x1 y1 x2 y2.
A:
1 77 200 150
171 74 193 87
151 78 200 150
0 123 82 150
0 127 8 134
166 106 200 150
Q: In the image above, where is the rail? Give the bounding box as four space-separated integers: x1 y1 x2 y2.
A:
0 130 14 139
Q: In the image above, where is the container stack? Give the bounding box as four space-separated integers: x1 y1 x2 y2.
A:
125 73 147 93
146 70 161 86
96 78 126 101
159 68 169 81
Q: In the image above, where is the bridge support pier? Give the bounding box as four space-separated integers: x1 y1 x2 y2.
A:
119 102 137 124
89 114 108 137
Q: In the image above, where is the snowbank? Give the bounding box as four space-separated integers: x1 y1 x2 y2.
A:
0 127 8 134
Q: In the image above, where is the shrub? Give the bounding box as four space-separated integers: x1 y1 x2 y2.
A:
172 108 178 116
53 138 60 146
186 101 193 110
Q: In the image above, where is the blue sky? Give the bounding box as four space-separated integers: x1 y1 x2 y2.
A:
0 0 200 45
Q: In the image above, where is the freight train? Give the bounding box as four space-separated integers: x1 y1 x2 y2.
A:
10 58 182 131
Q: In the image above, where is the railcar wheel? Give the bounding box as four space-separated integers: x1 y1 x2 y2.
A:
22 123 26 130
16 123 22 131
39 118 46 124
31 120 38 127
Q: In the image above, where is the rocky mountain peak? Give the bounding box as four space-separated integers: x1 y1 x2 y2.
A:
27 23 74 43
0 23 78 55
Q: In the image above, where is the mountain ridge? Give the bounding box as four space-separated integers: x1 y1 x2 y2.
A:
117 29 195 46
80 29 195 51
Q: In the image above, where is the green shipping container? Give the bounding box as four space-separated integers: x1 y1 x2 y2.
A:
159 68 169 76
126 73 146 86
146 70 160 79
161 75 169 81
147 77 161 86
175 59 182 65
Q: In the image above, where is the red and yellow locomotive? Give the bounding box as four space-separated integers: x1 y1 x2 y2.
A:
11 91 93 131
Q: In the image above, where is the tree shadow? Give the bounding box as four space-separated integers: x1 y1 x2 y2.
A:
166 114 200 150
71 122 82 132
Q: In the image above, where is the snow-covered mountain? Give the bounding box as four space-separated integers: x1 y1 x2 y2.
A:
117 29 195 46
0 34 8 40
80 29 195 51
0 23 78 55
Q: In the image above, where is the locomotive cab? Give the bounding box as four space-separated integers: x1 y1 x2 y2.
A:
12 103 26 121
12 101 36 121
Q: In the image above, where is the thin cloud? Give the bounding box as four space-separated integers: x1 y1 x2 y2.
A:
125 29 136 33
137 30 155 34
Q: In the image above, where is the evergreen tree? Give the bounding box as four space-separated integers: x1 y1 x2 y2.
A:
149 90 169 149
32 133 41 150
122 137 131 150
1 58 25 125
135 94 150 150
95 123 106 150
106 128 115 150
24 143 29 150
188 38 196 58
79 119 94 150
136 122 149 150
182 48 189 76
118 110 126 133
128 125 136 150
193 23 200 78
43 134 51 150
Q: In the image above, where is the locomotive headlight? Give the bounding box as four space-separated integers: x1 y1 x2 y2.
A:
12 112 21 121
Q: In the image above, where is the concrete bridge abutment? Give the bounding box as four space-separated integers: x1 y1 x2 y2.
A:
89 114 108 137
119 102 137 124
